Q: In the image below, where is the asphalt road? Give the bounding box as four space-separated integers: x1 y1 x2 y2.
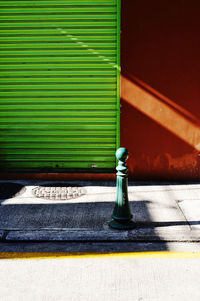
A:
1 242 200 301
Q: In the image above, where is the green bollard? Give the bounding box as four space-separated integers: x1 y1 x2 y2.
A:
109 147 135 230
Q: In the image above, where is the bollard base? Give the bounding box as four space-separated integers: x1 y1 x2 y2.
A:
109 219 136 230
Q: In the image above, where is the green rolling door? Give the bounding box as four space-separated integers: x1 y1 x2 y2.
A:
0 0 120 172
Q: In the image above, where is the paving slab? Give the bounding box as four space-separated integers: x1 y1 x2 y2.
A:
177 199 200 230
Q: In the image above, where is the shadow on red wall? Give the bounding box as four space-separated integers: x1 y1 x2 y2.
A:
121 0 200 180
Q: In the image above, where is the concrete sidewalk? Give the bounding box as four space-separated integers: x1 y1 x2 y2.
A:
0 180 200 242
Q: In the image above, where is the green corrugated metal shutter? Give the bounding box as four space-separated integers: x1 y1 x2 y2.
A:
0 0 120 172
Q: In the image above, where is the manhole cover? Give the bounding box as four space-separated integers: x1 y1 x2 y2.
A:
0 182 26 199
32 183 86 200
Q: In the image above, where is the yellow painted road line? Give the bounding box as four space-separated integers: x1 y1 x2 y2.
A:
0 252 200 260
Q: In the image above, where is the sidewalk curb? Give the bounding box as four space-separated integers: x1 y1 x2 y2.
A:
2 228 200 242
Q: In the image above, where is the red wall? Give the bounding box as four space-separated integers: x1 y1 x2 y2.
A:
121 0 200 180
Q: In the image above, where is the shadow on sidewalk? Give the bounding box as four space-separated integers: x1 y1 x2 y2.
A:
0 180 199 253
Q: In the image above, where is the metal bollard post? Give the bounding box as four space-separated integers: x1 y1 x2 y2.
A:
109 147 135 230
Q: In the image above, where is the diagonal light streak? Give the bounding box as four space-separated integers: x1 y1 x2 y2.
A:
121 75 200 151
55 27 120 70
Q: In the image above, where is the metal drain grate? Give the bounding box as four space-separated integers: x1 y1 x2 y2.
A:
32 184 86 200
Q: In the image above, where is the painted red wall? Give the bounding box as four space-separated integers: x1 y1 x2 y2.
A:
121 0 200 180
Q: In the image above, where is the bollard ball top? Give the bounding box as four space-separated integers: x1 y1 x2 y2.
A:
116 147 129 161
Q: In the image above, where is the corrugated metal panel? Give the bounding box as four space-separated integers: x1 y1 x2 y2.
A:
0 0 120 172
